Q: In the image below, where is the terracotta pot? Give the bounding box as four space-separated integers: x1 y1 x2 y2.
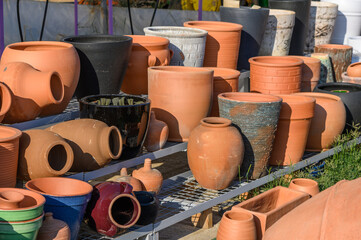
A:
0 41 80 116
18 129 74 181
37 212 71 240
144 111 169 152
293 92 346 151
217 209 257 240
132 158 163 194
0 62 64 123
347 62 361 77
314 44 353 82
218 92 282 179
289 56 321 92
0 126 22 187
47 119 122 172
0 83 11 123
206 68 240 117
134 191 159 226
342 72 361 85
289 178 319 196
148 66 213 142
187 117 244 190
249 56 303 94
310 52 335 83
0 213 44 240
234 186 310 240
183 21 242 69
0 190 24 210
107 168 143 192
86 182 140 237
121 35 172 95
269 95 315 166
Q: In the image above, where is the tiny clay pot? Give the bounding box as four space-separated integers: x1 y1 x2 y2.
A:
37 212 71 240
144 111 169 152
132 158 163 194
288 178 319 197
107 168 143 191
347 62 361 77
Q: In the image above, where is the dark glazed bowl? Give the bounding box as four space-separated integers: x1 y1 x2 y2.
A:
134 191 159 225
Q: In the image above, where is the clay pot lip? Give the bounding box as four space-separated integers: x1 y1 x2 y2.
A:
348 62 361 72
293 92 342 103
269 9 295 16
0 83 12 117
218 92 282 104
224 209 254 222
200 117 232 128
79 94 150 108
204 67 240 80
184 21 243 32
108 193 141 228
288 55 320 64
310 53 329 58
148 66 214 75
62 35 133 45
25 177 93 197
310 1 338 7
315 44 353 50
249 56 303 67
0 188 46 211
290 178 318 187
0 126 22 143
125 35 170 48
44 141 74 175
143 26 208 38
277 95 315 119
0 213 44 224
6 41 74 51
342 71 361 80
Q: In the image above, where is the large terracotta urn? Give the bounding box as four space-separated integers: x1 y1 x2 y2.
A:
121 35 172 95
289 56 321 92
0 41 80 116
0 82 11 123
184 21 242 69
132 158 163 194
148 66 213 142
187 117 244 190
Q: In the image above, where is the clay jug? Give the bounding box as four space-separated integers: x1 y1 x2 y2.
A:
347 62 361 77
0 41 80 116
0 83 11 123
144 111 169 152
18 129 74 180
0 190 24 209
289 56 321 92
0 62 64 123
121 35 172 95
37 212 71 240
269 95 315 166
47 119 122 172
288 178 319 197
132 158 163 194
188 117 244 190
107 168 143 191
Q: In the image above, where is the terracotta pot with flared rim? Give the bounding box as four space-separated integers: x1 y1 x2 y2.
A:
0 126 22 188
0 83 11 123
187 117 244 190
184 21 242 69
132 158 163 194
289 178 319 196
269 95 315 166
37 212 71 240
314 44 353 82
144 111 169 152
0 62 64 123
347 62 361 77
205 68 240 117
249 56 303 94
310 52 335 83
217 209 257 240
293 92 346 151
0 213 44 240
289 56 321 92
148 66 213 142
121 35 172 95
18 129 74 181
107 168 143 191
218 92 282 179
47 119 122 172
25 177 93 240
0 41 80 116
342 72 361 85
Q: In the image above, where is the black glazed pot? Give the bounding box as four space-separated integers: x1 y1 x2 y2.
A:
314 82 361 131
268 0 311 55
220 6 269 70
134 191 159 225
63 35 132 99
79 94 151 159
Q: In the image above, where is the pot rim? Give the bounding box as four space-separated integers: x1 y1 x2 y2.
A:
290 178 318 187
200 117 232 128
125 35 170 48
0 188 45 212
269 9 296 16
0 213 44 225
342 71 361 80
62 35 132 45
249 56 303 67
148 66 214 75
79 94 150 108
108 193 141 229
288 55 320 64
316 82 361 92
184 21 243 32
311 1 338 7
277 94 315 120
204 67 240 80
6 41 74 51
224 209 254 222
0 126 22 143
315 44 353 50
293 92 342 103
218 92 282 103
144 26 208 38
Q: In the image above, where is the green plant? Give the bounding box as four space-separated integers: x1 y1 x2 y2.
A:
92 97 144 106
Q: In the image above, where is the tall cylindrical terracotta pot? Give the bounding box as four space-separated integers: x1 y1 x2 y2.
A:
121 35 172 95
249 56 303 94
0 82 12 123
184 21 243 69
289 56 321 91
187 117 245 190
148 66 213 142
0 126 22 187
269 95 315 166
218 92 282 179
0 41 80 116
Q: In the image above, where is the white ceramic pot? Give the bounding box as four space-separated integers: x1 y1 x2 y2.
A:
223 0 239 8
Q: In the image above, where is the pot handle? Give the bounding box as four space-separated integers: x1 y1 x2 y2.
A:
162 49 174 66
119 182 133 194
148 55 157 67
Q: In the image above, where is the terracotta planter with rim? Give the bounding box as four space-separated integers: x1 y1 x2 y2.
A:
0 41 80 116
249 56 303 94
347 62 361 77
0 82 11 123
148 66 213 142
269 95 315 166
289 178 319 196
184 21 242 69
342 72 361 85
289 56 321 92
121 35 172 95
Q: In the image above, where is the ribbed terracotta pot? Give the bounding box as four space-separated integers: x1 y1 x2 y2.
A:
294 92 346 151
107 168 143 191
47 119 122 172
0 62 64 123
18 129 74 181
148 66 213 142
269 95 315 166
0 126 22 187
314 44 353 82
121 35 172 95
249 56 303 94
347 62 361 77
0 41 80 116
0 83 11 123
218 92 282 179
289 178 319 196
132 158 163 194
289 56 321 91
184 21 242 69
187 117 244 190
342 72 361 85
144 111 169 152
310 52 335 83
37 212 71 240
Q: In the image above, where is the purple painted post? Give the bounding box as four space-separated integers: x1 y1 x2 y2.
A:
74 0 78 35
0 0 4 55
108 0 113 35
198 0 202 20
